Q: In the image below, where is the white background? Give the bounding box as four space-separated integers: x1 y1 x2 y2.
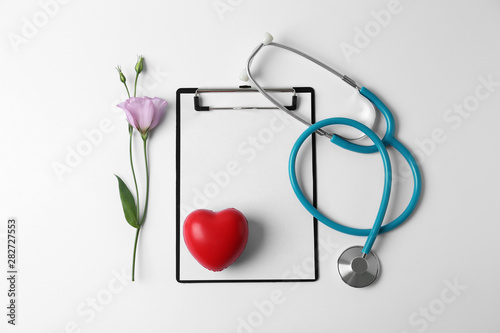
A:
1 0 500 332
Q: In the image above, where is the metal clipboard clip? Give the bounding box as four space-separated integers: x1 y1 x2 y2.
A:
193 85 297 111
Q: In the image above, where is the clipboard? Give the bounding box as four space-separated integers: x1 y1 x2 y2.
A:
176 86 317 283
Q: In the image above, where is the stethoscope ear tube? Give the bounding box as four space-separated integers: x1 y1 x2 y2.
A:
337 87 422 233
289 89 422 254
329 87 421 235
289 116 393 255
331 87 396 154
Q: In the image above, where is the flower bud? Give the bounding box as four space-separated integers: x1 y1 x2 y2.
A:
116 66 126 83
135 55 144 74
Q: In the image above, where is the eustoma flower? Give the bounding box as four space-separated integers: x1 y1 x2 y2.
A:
114 56 167 281
117 97 166 139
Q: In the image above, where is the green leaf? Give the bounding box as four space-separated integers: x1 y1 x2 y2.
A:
115 175 139 228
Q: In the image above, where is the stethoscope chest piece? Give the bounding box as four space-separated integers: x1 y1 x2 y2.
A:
337 246 380 288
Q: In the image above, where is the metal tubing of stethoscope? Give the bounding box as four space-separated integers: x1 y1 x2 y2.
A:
270 42 342 80
269 42 360 90
245 43 333 138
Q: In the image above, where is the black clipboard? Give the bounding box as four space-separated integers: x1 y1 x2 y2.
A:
176 87 317 283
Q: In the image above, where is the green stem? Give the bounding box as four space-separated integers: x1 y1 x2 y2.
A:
134 73 139 97
131 138 148 281
124 83 131 99
140 137 149 226
132 227 140 282
129 131 140 219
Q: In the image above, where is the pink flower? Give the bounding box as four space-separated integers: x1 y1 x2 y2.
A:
117 97 167 137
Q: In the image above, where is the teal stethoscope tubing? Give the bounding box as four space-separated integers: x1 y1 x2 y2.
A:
289 87 422 255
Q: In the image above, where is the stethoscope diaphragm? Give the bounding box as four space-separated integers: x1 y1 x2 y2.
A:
337 246 380 288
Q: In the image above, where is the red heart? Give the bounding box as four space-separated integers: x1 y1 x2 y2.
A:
183 208 249 272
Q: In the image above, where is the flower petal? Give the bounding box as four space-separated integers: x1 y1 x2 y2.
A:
123 109 138 129
151 97 168 111
117 99 137 129
116 100 128 110
150 97 167 130
133 98 155 133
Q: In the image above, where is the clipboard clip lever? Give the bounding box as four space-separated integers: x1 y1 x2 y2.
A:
194 86 297 111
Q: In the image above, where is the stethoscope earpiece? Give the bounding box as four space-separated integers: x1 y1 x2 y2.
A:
261 32 273 45
239 68 249 82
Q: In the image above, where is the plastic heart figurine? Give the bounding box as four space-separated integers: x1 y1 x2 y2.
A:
183 208 248 271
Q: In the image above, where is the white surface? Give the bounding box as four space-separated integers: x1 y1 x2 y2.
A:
0 0 499 332
178 91 315 281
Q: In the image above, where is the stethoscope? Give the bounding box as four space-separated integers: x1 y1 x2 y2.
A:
240 33 422 288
